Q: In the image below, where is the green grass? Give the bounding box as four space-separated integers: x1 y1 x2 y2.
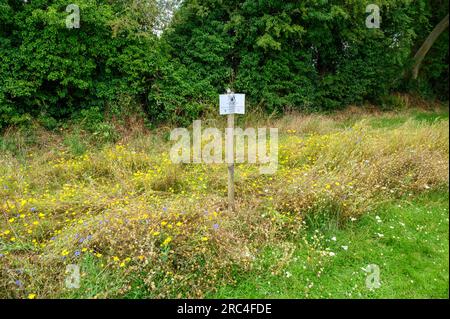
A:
333 107 449 131
62 255 154 299
210 191 449 299
61 255 126 299
369 116 408 129
413 109 449 123
368 109 449 129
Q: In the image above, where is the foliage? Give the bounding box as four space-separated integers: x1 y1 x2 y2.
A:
167 0 448 112
0 1 448 129
408 0 449 99
0 0 165 129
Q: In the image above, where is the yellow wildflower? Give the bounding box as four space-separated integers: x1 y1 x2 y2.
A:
161 236 172 247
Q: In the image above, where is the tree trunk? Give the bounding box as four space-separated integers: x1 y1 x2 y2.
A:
412 14 449 79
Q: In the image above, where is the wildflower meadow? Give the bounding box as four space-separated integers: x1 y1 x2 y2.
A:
0 104 448 299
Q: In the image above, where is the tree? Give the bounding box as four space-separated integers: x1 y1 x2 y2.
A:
0 0 164 128
165 0 425 112
412 13 449 79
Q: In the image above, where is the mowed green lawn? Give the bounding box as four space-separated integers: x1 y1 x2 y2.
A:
210 191 449 299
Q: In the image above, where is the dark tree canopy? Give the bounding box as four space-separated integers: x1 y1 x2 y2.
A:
165 0 448 113
0 0 448 129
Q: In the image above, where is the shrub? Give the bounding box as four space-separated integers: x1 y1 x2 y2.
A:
0 0 167 128
167 0 448 112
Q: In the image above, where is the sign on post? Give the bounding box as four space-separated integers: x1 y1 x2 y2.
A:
220 93 245 115
220 90 245 212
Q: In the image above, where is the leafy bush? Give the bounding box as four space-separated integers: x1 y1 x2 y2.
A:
0 0 448 130
0 0 167 128
148 60 217 125
167 0 448 112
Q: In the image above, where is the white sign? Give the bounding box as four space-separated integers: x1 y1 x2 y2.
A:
220 94 245 115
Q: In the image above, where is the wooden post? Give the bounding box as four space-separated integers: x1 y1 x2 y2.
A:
227 113 235 212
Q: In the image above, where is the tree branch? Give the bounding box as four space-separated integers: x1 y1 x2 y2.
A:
412 14 449 79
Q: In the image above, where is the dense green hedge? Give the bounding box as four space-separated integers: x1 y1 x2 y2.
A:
0 0 448 129
167 0 448 112
0 0 211 128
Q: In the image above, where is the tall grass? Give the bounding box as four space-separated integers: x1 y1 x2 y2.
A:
0 108 448 298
